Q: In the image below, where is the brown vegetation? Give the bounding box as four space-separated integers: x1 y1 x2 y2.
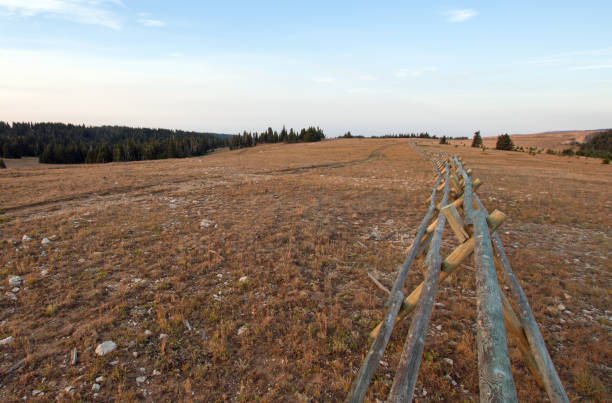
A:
0 139 610 401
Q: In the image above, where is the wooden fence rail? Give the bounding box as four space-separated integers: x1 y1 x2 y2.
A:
346 143 568 402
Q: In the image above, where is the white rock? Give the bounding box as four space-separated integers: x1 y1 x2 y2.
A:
443 358 454 366
557 304 566 311
9 276 22 287
132 351 139 358
92 383 101 391
95 340 117 356
22 235 32 242
0 336 14 345
152 369 161 376
40 270 48 276
95 376 106 383
144 329 153 337
200 219 216 228
239 276 248 283
64 386 75 394
109 360 119 366
136 376 147 384
237 325 248 336
32 389 43 396
435 325 442 331
159 333 168 340
41 238 51 245
5 292 17 300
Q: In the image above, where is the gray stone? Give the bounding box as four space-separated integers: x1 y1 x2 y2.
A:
95 341 117 356
8 276 22 287
0 336 14 345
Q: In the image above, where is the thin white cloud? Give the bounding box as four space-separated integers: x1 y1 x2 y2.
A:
169 52 184 58
447 9 478 23
395 67 438 78
347 88 369 94
569 64 612 71
357 74 378 81
525 48 612 66
0 0 123 29
312 77 335 84
138 17 165 27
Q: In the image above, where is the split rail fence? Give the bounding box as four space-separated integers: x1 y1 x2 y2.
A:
346 144 569 403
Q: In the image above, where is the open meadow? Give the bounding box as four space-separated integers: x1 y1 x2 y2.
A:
1 139 610 402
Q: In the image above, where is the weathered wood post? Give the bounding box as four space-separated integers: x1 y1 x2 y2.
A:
473 209 518 402
387 169 450 402
344 157 447 403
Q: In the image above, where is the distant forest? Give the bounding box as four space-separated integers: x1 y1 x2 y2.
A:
0 122 230 164
576 129 612 159
229 126 325 150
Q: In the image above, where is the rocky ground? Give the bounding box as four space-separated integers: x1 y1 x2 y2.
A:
0 139 610 401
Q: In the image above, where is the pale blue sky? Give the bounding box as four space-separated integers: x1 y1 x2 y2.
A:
1 1 611 136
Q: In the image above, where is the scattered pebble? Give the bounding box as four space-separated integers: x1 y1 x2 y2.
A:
96 376 106 383
41 238 51 245
95 341 117 356
0 336 14 345
200 219 217 228
237 325 248 336
8 276 22 287
5 292 17 300
239 276 248 283
92 383 101 391
132 351 138 358
152 369 161 376
136 376 147 384
159 334 168 340
110 360 119 366
22 235 32 242
443 358 454 366
144 329 153 337
557 304 566 311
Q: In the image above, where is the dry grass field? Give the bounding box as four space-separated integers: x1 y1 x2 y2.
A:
0 139 610 402
452 129 608 151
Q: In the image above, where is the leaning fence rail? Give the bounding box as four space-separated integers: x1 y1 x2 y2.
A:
346 143 568 402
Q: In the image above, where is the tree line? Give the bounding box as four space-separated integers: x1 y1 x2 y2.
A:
0 122 229 164
228 126 325 150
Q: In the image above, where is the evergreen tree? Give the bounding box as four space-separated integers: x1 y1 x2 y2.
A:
112 143 123 162
0 159 6 169
471 131 483 148
439 136 449 145
496 133 514 151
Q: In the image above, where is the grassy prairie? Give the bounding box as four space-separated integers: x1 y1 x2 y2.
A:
0 139 610 401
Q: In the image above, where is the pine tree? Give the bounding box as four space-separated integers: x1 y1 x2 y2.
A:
496 134 514 151
471 131 483 148
0 159 6 169
439 136 449 145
